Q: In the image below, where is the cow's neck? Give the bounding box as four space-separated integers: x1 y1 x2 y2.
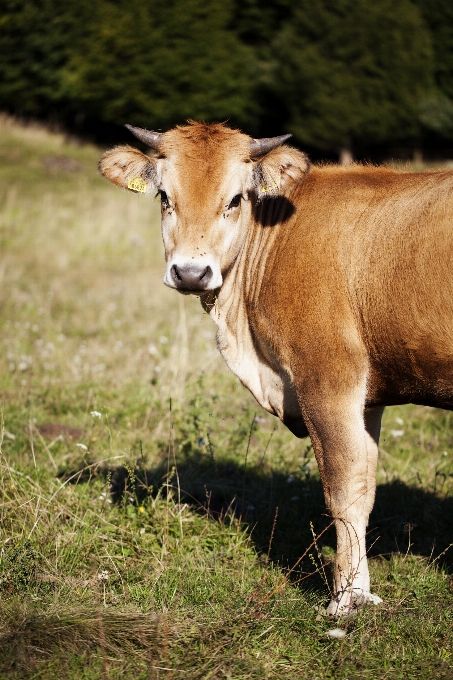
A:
204 198 280 319
203 196 285 315
200 198 300 423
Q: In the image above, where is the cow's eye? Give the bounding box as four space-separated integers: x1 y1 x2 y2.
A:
158 190 170 209
227 194 242 210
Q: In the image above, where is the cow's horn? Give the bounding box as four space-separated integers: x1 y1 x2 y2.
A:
250 134 292 158
125 124 162 150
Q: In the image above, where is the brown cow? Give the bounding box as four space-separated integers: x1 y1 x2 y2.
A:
99 121 453 616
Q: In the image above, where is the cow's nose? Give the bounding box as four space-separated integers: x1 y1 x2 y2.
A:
171 263 213 290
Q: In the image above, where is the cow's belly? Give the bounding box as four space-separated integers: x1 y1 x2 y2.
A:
215 318 308 437
366 352 453 410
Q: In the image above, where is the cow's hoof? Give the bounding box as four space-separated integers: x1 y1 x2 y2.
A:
326 590 383 618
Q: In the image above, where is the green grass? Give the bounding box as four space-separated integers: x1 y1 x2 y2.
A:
0 115 452 679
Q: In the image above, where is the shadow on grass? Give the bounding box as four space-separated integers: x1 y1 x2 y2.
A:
106 452 453 575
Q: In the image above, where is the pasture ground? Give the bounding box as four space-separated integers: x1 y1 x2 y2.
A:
0 117 452 679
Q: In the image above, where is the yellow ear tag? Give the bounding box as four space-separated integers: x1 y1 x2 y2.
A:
127 177 147 193
261 173 281 193
261 182 279 193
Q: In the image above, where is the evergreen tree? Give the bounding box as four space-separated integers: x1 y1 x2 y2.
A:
63 0 258 131
272 0 435 156
0 0 90 119
229 0 293 135
413 0 453 137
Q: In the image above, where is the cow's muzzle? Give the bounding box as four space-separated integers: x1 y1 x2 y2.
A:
169 263 213 292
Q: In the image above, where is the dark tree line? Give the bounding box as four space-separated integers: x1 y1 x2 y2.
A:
1 0 452 159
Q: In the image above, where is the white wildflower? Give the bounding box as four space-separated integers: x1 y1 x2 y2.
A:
148 343 158 356
390 429 404 437
76 443 88 450
97 570 109 581
90 411 102 418
326 628 346 639
395 416 404 425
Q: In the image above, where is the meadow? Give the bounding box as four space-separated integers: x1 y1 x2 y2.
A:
0 116 452 679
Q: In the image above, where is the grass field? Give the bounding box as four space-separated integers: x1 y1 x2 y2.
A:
0 116 452 679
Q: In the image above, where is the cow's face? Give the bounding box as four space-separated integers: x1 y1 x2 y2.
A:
99 122 309 294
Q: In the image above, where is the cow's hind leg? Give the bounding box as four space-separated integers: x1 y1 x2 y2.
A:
305 400 384 617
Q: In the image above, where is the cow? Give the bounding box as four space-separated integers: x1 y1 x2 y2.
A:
99 121 453 617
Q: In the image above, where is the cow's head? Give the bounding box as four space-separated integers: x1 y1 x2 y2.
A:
99 122 309 294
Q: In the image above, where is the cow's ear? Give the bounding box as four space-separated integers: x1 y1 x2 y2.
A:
98 145 158 194
252 147 310 198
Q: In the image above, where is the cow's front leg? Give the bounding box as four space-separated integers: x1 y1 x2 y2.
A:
304 398 384 617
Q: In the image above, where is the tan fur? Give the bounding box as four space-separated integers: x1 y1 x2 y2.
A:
100 122 453 616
